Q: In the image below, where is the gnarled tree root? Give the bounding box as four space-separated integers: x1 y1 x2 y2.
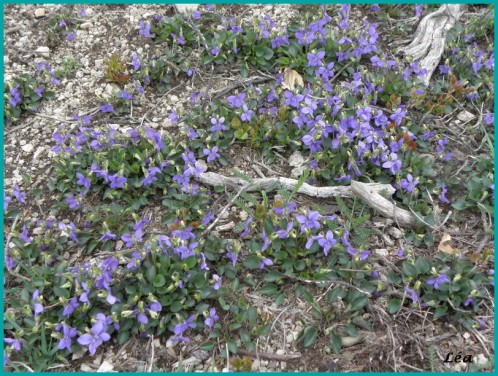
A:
398 4 466 86
196 172 419 228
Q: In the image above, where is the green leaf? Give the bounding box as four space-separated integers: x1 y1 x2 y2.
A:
170 301 183 313
200 341 214 351
146 265 157 283
153 274 166 287
327 287 347 303
402 261 418 278
350 295 369 311
240 61 249 78
387 298 402 314
301 326 317 347
345 323 358 337
264 270 282 282
330 333 342 354
433 305 448 320
229 322 243 331
117 330 129 344
259 283 277 295
243 255 261 269
53 287 69 299
263 47 274 60
351 316 372 331
227 339 238 354
246 307 257 325
414 257 431 274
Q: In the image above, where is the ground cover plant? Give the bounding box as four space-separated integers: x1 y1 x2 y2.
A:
3 3 494 372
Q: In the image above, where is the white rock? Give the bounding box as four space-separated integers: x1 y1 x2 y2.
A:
80 22 93 30
95 59 104 69
289 150 305 167
239 211 248 221
276 349 286 355
35 46 50 57
386 227 403 239
175 4 199 14
34 8 45 18
462 332 471 340
97 360 115 372
457 110 475 123
80 364 93 372
19 140 26 146
374 248 389 257
21 144 34 153
474 354 488 366
291 165 306 178
170 94 179 103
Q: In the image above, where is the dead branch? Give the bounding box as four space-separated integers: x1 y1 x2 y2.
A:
236 348 301 361
195 172 419 228
398 4 466 85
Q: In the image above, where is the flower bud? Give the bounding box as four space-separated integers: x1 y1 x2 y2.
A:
120 310 134 318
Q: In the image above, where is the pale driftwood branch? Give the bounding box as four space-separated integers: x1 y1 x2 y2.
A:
398 4 466 86
236 348 301 361
350 181 416 228
195 172 419 228
196 172 394 198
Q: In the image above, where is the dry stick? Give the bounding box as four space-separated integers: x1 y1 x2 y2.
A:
264 306 290 352
140 84 182 126
4 119 36 136
399 4 466 85
147 335 155 372
236 348 301 361
199 183 251 238
196 172 417 227
210 77 274 99
293 275 372 297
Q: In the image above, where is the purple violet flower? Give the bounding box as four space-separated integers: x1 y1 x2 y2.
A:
4 338 21 352
56 323 78 351
204 308 219 328
439 183 450 204
226 251 238 266
139 21 152 37
99 103 114 113
276 221 294 239
404 286 419 303
203 146 220 162
32 290 44 318
295 211 321 233
108 174 127 189
427 273 450 290
318 230 336 256
13 183 26 204
66 32 77 41
399 174 419 193
212 274 222 290
259 257 273 269
76 172 91 191
63 297 80 316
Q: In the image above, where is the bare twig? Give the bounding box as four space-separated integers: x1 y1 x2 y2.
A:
140 84 182 126
210 76 273 100
200 183 251 238
147 335 155 372
236 348 301 361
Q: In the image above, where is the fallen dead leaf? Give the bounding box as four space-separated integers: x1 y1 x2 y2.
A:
438 232 458 254
281 68 304 91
